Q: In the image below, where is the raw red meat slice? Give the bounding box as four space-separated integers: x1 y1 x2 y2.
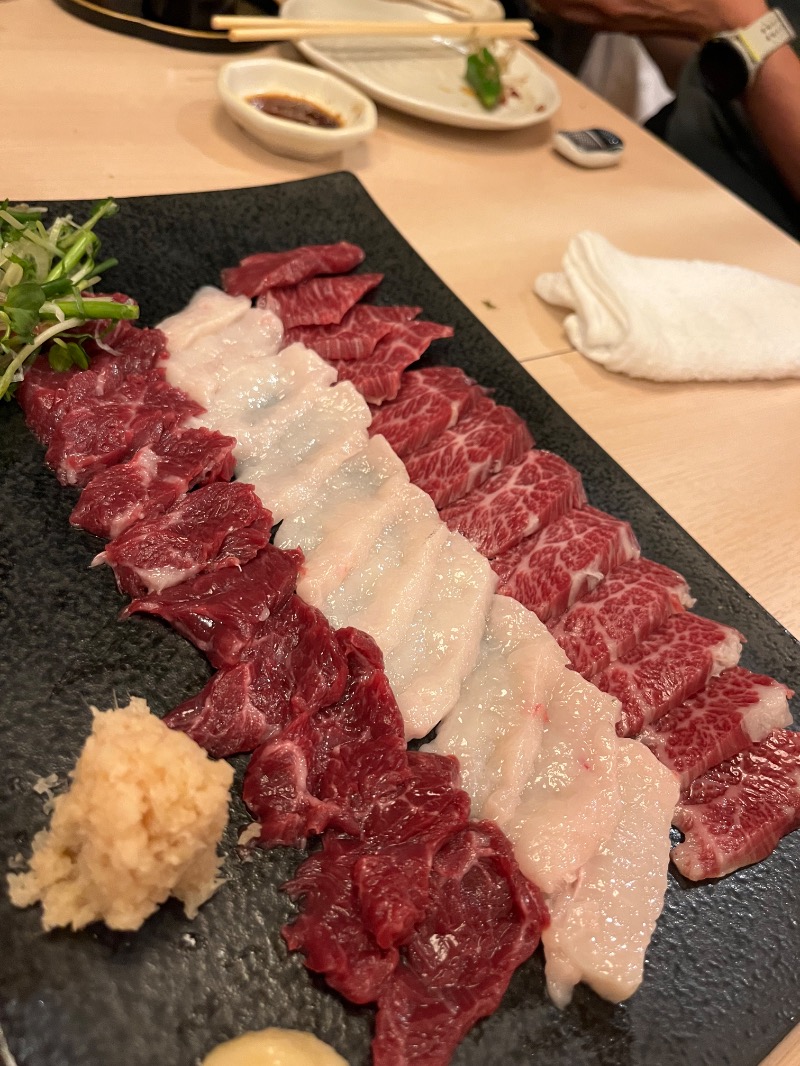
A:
312 647 410 825
548 557 694 678
288 757 468 941
164 662 266 759
354 845 439 951
440 449 586 559
243 627 408 846
123 542 302 668
592 612 744 738
329 321 455 404
85 318 167 377
44 372 203 487
70 426 236 540
283 757 470 987
283 838 400 1003
164 595 348 758
284 304 422 361
96 482 272 597
491 505 640 624
284 759 467 975
243 714 352 845
260 273 383 329
640 667 793 787
17 323 167 445
361 751 468 849
221 242 366 297
671 729 800 879
367 365 486 458
354 754 471 951
17 360 102 444
405 397 534 509
372 821 547 1066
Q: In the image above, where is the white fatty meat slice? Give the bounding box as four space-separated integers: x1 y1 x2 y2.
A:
159 287 284 407
296 472 418 608
274 434 406 559
383 532 496 740
425 595 553 823
208 351 337 465
323 489 448 654
502 669 623 897
237 380 372 522
159 286 254 358
542 739 679 1007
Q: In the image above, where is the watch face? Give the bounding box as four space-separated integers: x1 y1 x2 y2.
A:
698 38 751 100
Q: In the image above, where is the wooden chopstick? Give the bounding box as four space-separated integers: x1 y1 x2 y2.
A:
211 15 537 41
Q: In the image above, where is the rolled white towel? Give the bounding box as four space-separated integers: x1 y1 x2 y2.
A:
535 232 800 382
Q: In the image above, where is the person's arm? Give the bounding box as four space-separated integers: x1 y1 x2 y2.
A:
536 0 800 199
739 22 800 200
532 0 764 37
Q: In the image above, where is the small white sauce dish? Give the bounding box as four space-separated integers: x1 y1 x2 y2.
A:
218 57 378 160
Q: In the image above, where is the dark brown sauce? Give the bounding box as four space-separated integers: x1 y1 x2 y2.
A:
246 93 342 129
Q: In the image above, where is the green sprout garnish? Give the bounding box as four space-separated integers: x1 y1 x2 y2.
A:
0 198 139 401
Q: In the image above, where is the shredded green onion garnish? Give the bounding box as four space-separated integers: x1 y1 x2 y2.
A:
0 198 138 401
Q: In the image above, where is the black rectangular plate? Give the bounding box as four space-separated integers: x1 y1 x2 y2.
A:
1 173 798 1066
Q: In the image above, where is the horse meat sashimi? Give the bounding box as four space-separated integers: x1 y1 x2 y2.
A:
296 471 418 607
285 304 421 361
164 595 349 758
70 426 236 540
153 275 798 1015
542 739 678 1007
672 729 800 879
260 273 384 329
330 321 455 405
44 372 203 488
425 595 553 825
221 242 366 296
197 347 338 465
283 754 472 994
405 397 534 509
158 288 283 409
243 626 410 847
236 379 372 523
322 489 448 655
493 662 623 896
491 505 640 624
593 612 744 738
548 557 694 678
383 533 496 739
274 436 407 565
124 543 302 669
367 365 486 458
641 667 794 788
440 449 587 559
370 821 547 1066
96 481 272 597
17 321 166 444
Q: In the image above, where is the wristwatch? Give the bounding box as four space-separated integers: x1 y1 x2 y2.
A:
698 7 797 100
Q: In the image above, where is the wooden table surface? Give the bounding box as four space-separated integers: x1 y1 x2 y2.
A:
3 0 799 1061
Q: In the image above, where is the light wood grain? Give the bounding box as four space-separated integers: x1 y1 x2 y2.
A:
522 350 800 640
763 1030 800 1066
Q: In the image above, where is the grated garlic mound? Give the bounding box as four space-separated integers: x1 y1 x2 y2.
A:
7 697 234 932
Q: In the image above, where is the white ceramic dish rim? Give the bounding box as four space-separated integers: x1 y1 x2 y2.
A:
280 0 561 131
218 57 378 149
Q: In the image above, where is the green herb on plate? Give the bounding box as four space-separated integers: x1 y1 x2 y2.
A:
466 46 503 110
0 198 139 401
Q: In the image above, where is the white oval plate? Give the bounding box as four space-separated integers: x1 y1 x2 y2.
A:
281 0 561 131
